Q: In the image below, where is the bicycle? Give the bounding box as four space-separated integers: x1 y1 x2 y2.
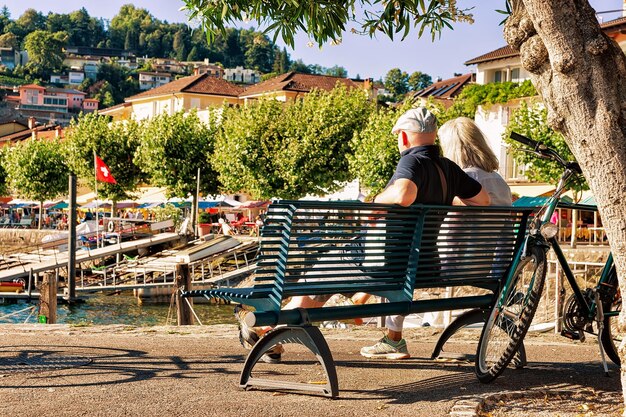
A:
468 131 621 382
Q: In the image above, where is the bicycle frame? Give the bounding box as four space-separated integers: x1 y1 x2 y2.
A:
511 139 619 339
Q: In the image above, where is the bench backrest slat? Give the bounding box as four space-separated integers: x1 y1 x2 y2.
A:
249 200 533 312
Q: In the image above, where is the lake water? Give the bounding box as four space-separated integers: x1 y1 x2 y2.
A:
0 292 237 326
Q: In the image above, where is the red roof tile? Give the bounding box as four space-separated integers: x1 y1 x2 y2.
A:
240 72 361 97
19 84 45 90
464 45 519 65
412 73 475 100
126 73 244 101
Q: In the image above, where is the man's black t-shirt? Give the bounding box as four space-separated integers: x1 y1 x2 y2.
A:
387 145 482 204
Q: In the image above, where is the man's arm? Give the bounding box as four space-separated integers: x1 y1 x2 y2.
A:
374 178 417 207
458 187 490 206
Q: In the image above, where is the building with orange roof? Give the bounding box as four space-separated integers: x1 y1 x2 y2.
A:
100 72 243 121
16 84 99 125
239 71 364 103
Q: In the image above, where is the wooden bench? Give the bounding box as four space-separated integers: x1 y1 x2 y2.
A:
183 200 533 397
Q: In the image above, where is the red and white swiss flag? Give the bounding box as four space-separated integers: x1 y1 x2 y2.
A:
95 155 117 184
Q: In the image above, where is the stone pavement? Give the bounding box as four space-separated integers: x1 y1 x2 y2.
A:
0 324 622 416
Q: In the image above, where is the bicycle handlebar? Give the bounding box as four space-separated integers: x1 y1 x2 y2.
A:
509 132 582 174
510 132 539 149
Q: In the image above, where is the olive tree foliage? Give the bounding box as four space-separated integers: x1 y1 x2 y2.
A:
349 104 412 197
4 139 68 229
135 109 220 200
504 100 587 199
182 0 473 47
64 113 143 202
213 85 373 199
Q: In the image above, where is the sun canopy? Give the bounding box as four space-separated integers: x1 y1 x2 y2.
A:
238 200 270 209
81 201 112 209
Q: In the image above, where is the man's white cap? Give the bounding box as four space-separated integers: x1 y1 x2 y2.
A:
391 107 437 135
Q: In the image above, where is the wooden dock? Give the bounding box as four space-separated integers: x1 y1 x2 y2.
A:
0 232 182 281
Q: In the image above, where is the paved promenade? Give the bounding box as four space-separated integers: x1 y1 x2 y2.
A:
0 324 622 416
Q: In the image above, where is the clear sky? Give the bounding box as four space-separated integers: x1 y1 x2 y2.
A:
3 1 624 80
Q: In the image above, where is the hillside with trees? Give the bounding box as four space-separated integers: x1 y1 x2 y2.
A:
0 5 361 95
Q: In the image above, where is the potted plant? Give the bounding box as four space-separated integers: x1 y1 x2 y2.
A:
198 211 213 236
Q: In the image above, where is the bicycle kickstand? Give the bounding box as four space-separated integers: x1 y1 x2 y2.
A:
594 291 610 377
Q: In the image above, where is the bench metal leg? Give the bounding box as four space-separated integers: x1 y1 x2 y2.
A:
239 325 339 398
431 308 527 369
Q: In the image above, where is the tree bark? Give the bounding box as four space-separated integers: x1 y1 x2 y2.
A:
506 0 626 408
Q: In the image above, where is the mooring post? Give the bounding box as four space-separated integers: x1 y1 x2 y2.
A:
67 173 77 301
39 271 57 324
176 263 193 325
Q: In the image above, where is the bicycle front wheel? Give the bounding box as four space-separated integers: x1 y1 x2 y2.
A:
601 267 622 366
475 244 547 383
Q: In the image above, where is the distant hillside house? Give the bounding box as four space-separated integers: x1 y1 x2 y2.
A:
409 73 475 108
50 71 85 86
239 71 363 103
100 72 243 121
63 46 137 80
0 47 22 70
139 72 172 90
224 66 261 84
65 46 134 59
16 84 98 125
151 58 187 75
185 59 224 78
0 117 63 146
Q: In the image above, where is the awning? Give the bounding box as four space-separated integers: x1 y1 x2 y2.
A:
49 202 69 209
81 201 112 209
137 202 163 209
116 201 139 209
239 200 270 209
198 200 238 209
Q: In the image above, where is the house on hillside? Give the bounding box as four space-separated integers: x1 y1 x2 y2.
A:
16 84 98 125
0 47 22 70
409 73 475 108
223 66 261 84
138 72 172 90
151 58 187 75
50 71 85 86
185 59 225 78
239 71 364 103
0 117 63 146
99 72 243 121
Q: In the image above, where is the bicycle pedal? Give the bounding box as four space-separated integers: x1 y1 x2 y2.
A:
561 329 584 341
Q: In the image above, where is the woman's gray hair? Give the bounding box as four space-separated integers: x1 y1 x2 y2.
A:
438 117 499 172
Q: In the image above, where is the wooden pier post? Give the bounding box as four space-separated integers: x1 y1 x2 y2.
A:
176 263 193 325
67 173 77 301
39 271 57 324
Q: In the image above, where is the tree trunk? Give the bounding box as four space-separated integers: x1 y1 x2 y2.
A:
506 0 626 407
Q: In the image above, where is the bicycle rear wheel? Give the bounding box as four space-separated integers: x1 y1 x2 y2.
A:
475 244 547 383
601 268 622 366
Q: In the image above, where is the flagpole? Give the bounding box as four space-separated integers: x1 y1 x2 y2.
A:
94 150 99 249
